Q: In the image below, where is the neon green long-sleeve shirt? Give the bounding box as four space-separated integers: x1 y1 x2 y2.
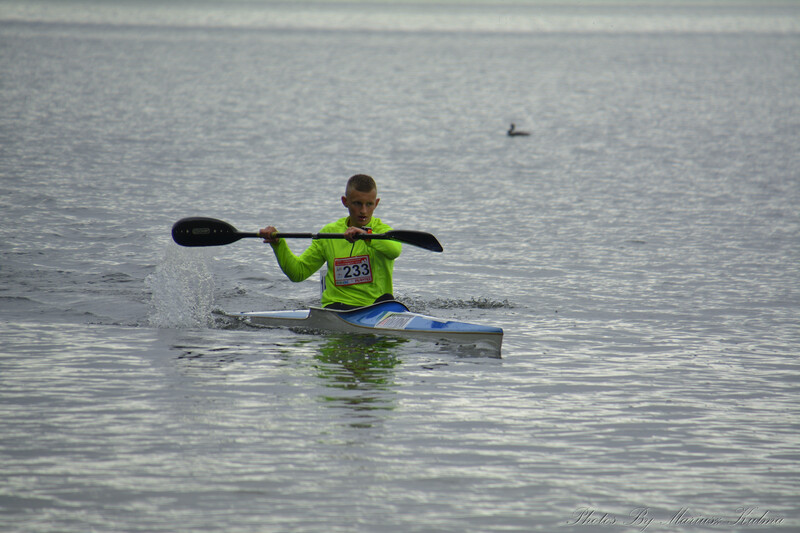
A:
269 216 402 307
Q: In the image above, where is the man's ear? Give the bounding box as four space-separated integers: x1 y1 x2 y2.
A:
341 195 348 207
374 198 380 208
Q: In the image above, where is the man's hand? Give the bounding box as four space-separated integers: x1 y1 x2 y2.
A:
259 226 279 244
344 226 368 243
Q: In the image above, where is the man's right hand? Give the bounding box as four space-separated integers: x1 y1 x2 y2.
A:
259 226 279 244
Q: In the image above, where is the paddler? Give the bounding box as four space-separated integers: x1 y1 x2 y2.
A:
259 174 402 310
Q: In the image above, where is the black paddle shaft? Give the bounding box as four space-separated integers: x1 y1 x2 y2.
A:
171 217 443 252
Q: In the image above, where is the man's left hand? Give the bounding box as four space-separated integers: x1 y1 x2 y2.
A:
343 226 368 243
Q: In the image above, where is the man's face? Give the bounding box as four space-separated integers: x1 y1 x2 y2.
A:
342 188 380 228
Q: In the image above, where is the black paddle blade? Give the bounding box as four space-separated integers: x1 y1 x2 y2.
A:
380 230 443 252
172 217 253 247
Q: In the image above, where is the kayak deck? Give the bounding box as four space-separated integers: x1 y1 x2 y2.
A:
227 301 503 355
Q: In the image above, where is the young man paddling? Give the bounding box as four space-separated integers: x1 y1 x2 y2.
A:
259 174 402 309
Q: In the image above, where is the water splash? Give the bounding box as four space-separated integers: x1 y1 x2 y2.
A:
431 297 513 310
145 244 215 328
402 295 513 311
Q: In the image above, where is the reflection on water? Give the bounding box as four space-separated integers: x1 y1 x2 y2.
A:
313 335 405 426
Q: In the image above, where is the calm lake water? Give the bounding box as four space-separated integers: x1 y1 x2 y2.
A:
1 1 799 531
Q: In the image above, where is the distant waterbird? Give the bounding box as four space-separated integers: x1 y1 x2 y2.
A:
507 123 530 137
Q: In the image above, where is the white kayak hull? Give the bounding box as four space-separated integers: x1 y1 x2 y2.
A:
226 301 503 355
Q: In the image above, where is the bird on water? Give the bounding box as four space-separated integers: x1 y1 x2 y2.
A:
507 123 530 137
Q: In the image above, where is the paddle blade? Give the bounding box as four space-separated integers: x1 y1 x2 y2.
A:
382 230 443 252
172 217 251 247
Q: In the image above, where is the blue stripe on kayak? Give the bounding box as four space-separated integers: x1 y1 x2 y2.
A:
336 301 503 334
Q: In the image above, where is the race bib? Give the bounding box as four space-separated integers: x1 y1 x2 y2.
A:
333 255 373 286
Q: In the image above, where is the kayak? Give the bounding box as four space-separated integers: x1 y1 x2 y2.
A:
228 301 503 355
226 300 503 355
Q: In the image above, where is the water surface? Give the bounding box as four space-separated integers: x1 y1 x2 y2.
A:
1 1 799 531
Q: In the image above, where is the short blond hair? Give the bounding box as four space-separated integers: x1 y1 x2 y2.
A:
346 174 377 195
